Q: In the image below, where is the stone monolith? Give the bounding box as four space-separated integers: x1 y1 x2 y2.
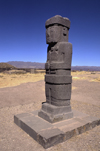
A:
38 15 73 123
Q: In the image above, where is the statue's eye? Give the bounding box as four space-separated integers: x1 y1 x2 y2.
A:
63 27 67 36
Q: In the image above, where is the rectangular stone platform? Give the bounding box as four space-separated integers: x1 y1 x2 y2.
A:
14 110 100 149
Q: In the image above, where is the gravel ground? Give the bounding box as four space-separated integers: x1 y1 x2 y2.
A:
0 80 100 151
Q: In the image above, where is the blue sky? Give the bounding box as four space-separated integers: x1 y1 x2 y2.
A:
0 0 100 66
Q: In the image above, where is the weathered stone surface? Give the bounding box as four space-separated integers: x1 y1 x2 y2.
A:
45 75 72 84
48 98 70 106
38 128 64 149
45 15 70 29
38 110 73 123
41 103 71 114
46 42 72 68
45 83 71 99
14 110 100 149
38 103 73 123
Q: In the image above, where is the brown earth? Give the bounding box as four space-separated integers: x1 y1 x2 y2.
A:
0 72 100 151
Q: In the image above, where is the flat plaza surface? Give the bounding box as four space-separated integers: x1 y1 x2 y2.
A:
0 72 100 150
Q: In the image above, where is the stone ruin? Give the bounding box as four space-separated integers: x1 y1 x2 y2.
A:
38 15 73 123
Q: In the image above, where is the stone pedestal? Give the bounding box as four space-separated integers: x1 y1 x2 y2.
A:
38 103 73 123
14 110 100 149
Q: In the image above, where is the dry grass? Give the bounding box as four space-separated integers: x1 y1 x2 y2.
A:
0 71 100 88
0 72 45 88
71 71 100 82
91 77 100 82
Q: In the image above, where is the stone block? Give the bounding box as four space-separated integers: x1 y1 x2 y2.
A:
38 109 73 123
41 102 72 114
14 110 100 149
56 69 71 75
45 75 72 84
45 83 71 100
38 128 64 149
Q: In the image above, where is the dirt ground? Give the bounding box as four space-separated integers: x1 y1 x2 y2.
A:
0 72 100 151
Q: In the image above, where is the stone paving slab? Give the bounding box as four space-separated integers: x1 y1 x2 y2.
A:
14 110 100 149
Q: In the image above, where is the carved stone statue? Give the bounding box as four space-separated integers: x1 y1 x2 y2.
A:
38 15 73 123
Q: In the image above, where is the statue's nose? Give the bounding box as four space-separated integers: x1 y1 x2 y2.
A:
46 32 50 38
47 28 50 37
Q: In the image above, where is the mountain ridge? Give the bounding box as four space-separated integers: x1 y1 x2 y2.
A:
1 61 100 71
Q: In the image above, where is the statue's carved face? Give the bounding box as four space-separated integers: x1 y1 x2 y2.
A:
46 24 61 44
46 24 68 44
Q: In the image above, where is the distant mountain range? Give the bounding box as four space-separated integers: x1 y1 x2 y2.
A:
71 66 100 71
3 61 100 71
7 61 45 69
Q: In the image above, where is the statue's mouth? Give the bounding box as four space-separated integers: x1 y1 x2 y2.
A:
46 34 49 38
